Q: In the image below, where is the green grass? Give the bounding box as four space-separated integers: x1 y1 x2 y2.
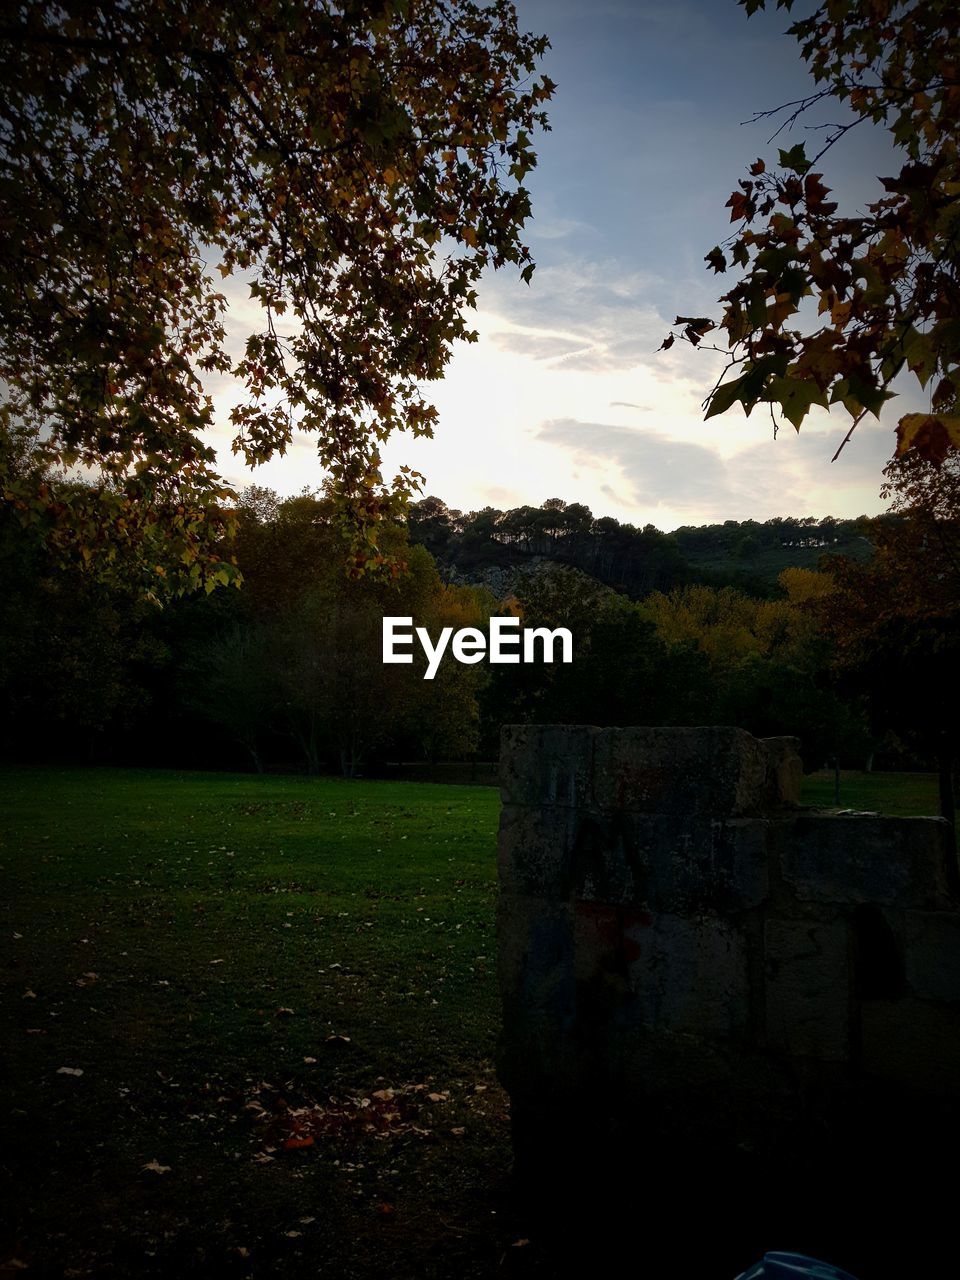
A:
1 768 507 1278
0 765 947 1277
801 769 943 817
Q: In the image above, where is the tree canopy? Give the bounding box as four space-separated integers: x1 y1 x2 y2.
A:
666 0 960 470
0 0 553 590
817 450 960 822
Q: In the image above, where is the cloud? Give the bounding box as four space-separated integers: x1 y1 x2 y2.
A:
529 214 598 242
540 418 727 509
537 415 892 524
488 330 591 362
479 258 674 374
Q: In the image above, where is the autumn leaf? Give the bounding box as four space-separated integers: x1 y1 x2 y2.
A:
0 0 554 585
142 1159 171 1174
674 2 960 472
896 414 960 466
726 191 752 222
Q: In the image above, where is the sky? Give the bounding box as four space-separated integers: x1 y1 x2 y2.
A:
210 0 916 532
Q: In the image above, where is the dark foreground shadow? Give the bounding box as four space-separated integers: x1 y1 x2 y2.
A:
506 1085 959 1279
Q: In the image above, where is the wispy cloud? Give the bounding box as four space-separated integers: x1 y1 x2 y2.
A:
537 416 893 524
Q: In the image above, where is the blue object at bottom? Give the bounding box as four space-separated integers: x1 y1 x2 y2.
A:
736 1253 859 1280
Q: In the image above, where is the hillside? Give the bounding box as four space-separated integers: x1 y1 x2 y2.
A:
407 497 880 599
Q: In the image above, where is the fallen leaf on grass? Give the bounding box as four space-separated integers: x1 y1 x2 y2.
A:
22 989 37 1000
282 1136 314 1151
75 972 98 988
142 1159 171 1174
284 1230 302 1239
239 1081 438 1153
325 1034 350 1044
56 1066 83 1077
276 1007 295 1017
450 1127 466 1137
376 1203 395 1217
511 1238 531 1248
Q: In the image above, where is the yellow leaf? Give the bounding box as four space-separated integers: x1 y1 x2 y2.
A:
830 298 852 326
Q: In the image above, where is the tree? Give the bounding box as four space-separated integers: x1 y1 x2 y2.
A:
666 1 960 471
820 451 960 827
0 0 553 590
481 564 714 739
180 489 489 775
644 570 872 769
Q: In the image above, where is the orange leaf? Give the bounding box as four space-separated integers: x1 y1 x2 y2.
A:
282 1135 315 1150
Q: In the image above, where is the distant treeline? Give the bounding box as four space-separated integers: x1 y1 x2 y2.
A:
407 496 877 597
0 486 902 779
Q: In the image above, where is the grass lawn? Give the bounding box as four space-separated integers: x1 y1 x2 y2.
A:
801 768 943 817
0 765 947 1277
1 768 509 1279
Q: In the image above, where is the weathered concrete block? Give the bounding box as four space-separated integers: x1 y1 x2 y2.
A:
499 724 597 809
497 722 960 1179
619 911 750 1037
781 814 954 908
861 996 960 1091
497 804 580 899
604 814 769 912
591 726 774 817
497 893 574 1019
764 918 851 1061
497 893 577 1092
905 910 960 1002
498 804 771 910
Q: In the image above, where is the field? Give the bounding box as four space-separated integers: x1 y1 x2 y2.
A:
0 767 947 1277
801 768 943 815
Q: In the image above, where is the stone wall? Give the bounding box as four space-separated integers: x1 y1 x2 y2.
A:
497 725 960 1177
